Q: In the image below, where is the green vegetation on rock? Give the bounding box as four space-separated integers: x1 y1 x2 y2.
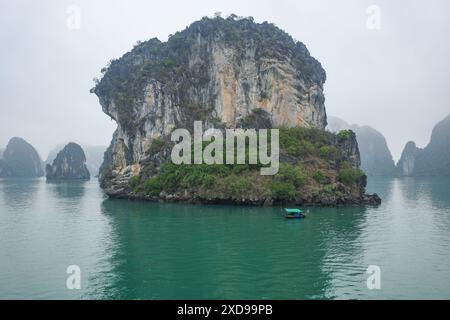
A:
337 130 352 140
338 163 365 186
279 127 330 157
127 127 368 205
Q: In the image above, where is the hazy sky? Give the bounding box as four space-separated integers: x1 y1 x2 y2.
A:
1 0 449 161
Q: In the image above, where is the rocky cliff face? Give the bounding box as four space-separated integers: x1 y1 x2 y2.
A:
93 16 380 206
327 116 396 176
397 115 450 176
94 16 326 180
46 143 90 180
334 130 361 169
0 137 44 177
396 141 420 176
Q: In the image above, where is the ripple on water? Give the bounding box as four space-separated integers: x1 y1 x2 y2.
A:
0 178 450 299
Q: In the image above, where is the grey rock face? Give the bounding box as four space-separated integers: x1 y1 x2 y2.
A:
0 148 4 159
46 143 90 180
397 114 450 176
0 137 44 177
334 130 361 169
327 116 396 176
396 141 420 176
93 16 328 192
46 144 106 177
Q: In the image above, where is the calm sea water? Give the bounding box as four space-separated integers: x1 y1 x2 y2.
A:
0 177 449 299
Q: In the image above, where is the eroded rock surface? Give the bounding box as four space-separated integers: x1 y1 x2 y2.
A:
46 143 90 180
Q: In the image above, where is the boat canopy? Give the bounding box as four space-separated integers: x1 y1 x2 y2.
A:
284 208 302 214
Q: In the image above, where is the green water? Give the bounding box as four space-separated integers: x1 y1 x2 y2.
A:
0 177 449 299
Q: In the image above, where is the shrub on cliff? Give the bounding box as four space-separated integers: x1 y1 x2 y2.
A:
338 164 365 186
337 130 352 140
280 127 333 157
270 182 296 200
224 176 251 197
319 145 339 160
276 164 307 188
313 169 326 184
144 177 162 196
129 175 141 193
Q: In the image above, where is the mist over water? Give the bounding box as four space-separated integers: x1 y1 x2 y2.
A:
1 0 450 301
0 177 449 299
1 0 450 160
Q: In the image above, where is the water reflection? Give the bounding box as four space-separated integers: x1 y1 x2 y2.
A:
398 177 450 209
0 178 41 210
365 176 397 203
355 177 450 299
1 177 449 299
0 179 112 299
316 206 368 299
46 180 87 199
99 199 357 299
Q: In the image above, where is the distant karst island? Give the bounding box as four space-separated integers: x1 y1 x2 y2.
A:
327 116 397 177
0 137 44 178
46 144 106 177
397 114 450 177
46 143 91 180
0 137 105 180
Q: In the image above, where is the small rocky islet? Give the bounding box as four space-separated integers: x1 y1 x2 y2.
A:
0 137 44 178
46 143 90 180
0 139 95 181
46 145 106 177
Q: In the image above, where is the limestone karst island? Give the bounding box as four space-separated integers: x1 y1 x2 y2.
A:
1 3 450 303
93 16 380 206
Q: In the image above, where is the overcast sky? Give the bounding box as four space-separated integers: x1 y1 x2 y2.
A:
1 0 449 161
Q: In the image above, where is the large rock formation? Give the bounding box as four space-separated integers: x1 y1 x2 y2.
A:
0 137 44 177
0 148 4 159
93 16 380 206
46 145 106 177
397 114 450 176
396 141 420 176
327 116 396 176
94 16 327 173
46 143 90 180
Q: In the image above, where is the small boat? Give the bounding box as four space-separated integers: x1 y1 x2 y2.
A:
283 208 306 219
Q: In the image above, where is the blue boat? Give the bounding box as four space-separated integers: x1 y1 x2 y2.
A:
283 208 306 219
